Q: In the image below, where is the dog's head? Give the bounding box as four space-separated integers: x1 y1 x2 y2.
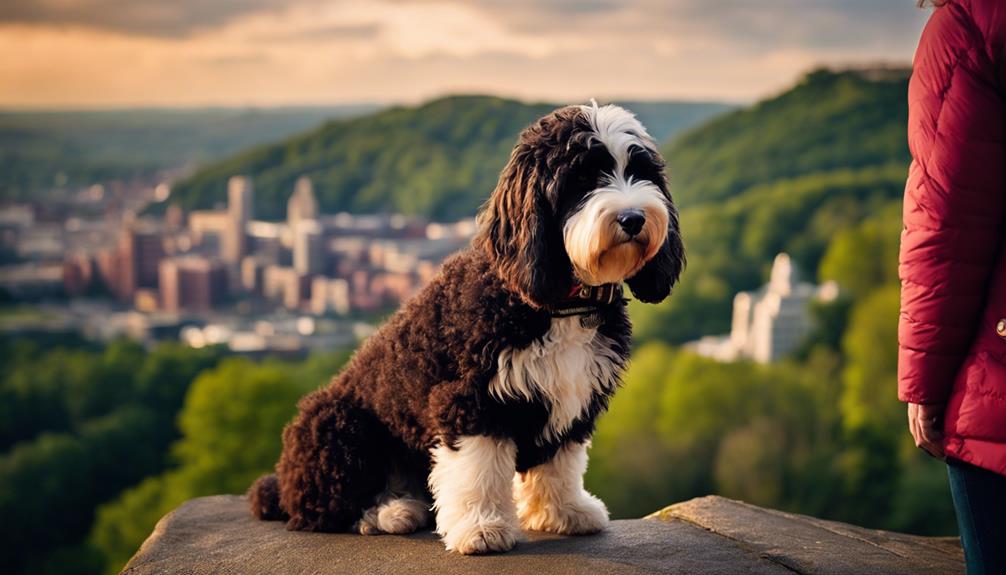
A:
476 102 685 308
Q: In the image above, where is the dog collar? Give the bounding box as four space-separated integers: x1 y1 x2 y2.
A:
548 283 624 328
565 283 623 306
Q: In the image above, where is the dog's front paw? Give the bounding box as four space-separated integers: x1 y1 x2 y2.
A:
442 518 520 555
519 492 609 535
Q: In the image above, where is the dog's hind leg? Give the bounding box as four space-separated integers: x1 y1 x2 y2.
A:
356 492 431 535
356 462 432 535
276 390 388 532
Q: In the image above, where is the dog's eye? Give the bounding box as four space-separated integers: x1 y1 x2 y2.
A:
625 145 661 183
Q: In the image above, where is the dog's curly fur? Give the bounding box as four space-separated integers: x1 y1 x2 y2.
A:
249 103 684 551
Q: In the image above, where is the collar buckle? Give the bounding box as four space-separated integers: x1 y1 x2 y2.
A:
548 283 624 324
567 283 622 306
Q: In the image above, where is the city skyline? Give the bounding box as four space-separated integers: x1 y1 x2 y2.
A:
2 0 929 108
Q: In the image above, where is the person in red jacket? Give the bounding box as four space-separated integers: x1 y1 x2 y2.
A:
901 1 1006 573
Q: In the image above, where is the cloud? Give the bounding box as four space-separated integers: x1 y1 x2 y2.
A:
0 0 287 36
252 22 381 43
657 0 927 53
0 0 927 53
200 52 272 68
0 0 929 107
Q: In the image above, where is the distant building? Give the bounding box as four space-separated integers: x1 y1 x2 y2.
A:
686 253 839 363
310 277 351 316
159 256 228 313
165 204 186 230
36 165 480 328
240 255 267 294
117 224 164 301
188 210 229 248
288 176 319 232
223 176 253 264
95 249 120 294
262 264 291 301
293 220 324 276
261 264 310 310
63 254 96 297
247 220 286 264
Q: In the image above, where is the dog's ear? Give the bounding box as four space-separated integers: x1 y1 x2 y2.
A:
626 180 686 304
478 134 571 309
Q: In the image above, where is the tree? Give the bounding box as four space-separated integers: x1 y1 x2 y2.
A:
840 286 902 439
819 205 901 299
834 286 909 527
0 339 224 575
90 353 346 574
586 347 842 520
0 407 164 573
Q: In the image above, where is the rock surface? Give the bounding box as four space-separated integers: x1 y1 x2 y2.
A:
122 495 962 575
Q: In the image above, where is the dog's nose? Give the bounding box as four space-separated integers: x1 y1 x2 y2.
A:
617 210 646 237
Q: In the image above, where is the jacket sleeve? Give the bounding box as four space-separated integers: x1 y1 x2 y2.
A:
898 2 1006 404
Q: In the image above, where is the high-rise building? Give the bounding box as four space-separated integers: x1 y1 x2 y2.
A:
117 224 164 301
287 176 318 232
223 176 253 264
293 220 324 276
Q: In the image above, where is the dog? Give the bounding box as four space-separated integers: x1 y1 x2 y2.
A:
249 101 684 555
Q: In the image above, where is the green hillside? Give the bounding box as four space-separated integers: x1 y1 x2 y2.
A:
665 68 910 207
168 97 732 220
0 106 375 200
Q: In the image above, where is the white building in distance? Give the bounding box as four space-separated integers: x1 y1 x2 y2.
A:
686 253 839 363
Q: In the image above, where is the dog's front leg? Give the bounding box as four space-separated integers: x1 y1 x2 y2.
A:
429 435 522 554
513 441 609 534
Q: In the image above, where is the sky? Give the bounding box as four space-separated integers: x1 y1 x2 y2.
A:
0 0 931 108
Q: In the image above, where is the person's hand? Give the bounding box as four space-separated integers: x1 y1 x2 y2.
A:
908 402 946 459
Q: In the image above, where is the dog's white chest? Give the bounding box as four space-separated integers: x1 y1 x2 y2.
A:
490 317 621 442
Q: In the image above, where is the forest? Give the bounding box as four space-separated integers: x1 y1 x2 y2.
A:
167 97 731 220
0 67 950 575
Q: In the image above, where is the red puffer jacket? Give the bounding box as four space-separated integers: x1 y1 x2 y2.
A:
899 0 1006 476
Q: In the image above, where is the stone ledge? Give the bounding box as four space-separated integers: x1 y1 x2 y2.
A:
650 496 962 575
121 495 962 575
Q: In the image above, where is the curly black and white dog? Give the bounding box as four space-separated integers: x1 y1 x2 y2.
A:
249 101 685 555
